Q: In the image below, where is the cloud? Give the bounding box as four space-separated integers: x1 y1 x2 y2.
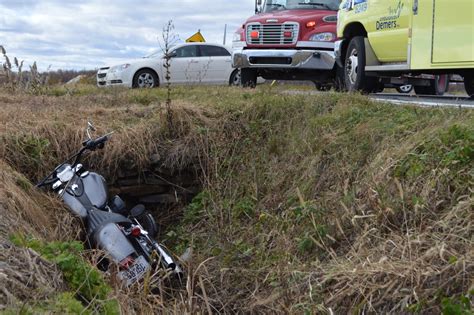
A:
0 0 254 70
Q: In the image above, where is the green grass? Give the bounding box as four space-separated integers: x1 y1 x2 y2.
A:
10 234 119 314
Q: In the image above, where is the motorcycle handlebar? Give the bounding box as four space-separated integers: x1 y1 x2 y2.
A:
36 131 113 188
83 136 104 150
83 133 112 151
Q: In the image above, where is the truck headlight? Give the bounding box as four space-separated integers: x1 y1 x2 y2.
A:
233 32 243 42
309 32 335 42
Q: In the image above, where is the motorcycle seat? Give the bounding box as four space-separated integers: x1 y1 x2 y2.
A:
87 207 132 236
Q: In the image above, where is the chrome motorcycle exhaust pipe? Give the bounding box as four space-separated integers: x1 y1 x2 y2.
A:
153 243 183 275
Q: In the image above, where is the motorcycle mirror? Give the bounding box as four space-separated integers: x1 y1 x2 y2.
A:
130 204 146 218
86 121 96 139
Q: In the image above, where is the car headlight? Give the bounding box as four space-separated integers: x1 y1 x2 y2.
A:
110 64 131 72
309 32 336 42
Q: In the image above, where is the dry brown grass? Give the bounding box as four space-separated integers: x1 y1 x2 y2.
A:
0 160 78 310
0 85 472 314
0 90 216 182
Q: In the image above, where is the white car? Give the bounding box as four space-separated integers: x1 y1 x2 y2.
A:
97 43 241 88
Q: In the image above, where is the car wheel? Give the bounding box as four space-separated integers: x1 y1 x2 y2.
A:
396 85 413 94
229 69 241 86
344 36 378 93
464 73 474 98
240 68 257 88
133 69 159 89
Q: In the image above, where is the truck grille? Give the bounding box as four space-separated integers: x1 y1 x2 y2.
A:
246 22 299 45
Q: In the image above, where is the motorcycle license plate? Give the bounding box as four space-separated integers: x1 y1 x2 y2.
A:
120 256 150 286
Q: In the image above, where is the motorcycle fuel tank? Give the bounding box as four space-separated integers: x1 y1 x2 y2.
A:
62 172 109 218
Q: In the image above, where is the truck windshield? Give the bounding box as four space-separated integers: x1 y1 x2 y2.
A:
263 0 341 12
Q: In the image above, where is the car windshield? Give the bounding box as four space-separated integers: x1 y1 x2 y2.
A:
263 0 341 12
145 50 163 58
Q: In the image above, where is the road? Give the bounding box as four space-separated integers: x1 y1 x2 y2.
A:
370 93 474 109
284 90 474 109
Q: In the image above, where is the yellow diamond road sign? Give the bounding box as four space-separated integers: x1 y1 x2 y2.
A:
186 31 206 43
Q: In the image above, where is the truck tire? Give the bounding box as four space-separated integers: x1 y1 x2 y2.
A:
414 75 448 96
464 74 474 98
344 36 378 93
396 85 413 94
240 68 257 88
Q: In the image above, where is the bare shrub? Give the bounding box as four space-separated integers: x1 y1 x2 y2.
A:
159 20 180 133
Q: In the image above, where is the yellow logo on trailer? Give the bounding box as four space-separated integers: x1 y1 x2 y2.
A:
186 31 206 43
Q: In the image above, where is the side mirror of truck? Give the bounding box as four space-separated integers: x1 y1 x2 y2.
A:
341 0 353 11
255 0 263 14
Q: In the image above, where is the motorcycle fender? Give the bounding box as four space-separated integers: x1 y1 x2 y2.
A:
94 223 136 263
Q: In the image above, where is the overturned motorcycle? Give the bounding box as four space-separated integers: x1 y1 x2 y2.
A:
36 123 183 286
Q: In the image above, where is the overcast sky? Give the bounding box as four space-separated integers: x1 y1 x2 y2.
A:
0 0 254 71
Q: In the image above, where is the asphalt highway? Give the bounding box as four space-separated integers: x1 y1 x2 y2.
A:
283 89 474 109
370 93 474 109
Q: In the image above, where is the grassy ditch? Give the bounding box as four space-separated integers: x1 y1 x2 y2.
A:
0 85 472 314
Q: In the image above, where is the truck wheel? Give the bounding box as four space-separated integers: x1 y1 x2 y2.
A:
240 68 257 88
435 74 449 95
464 74 474 98
396 85 413 94
344 36 378 93
414 75 449 96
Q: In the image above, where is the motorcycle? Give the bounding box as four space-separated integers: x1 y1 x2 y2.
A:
36 122 182 286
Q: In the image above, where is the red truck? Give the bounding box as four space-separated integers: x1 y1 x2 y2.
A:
232 0 342 89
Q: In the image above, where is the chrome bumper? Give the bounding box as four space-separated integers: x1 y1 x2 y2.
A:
334 39 345 68
233 48 336 70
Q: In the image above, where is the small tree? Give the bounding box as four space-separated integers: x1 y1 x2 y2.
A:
159 20 179 132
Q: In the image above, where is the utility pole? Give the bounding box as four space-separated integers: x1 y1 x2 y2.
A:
223 24 227 45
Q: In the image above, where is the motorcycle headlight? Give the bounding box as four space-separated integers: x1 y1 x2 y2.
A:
110 64 131 72
309 32 336 42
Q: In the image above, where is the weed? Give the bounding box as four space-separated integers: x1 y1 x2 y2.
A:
232 197 255 219
183 190 210 224
441 293 473 315
0 45 49 93
128 90 159 106
11 234 119 314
